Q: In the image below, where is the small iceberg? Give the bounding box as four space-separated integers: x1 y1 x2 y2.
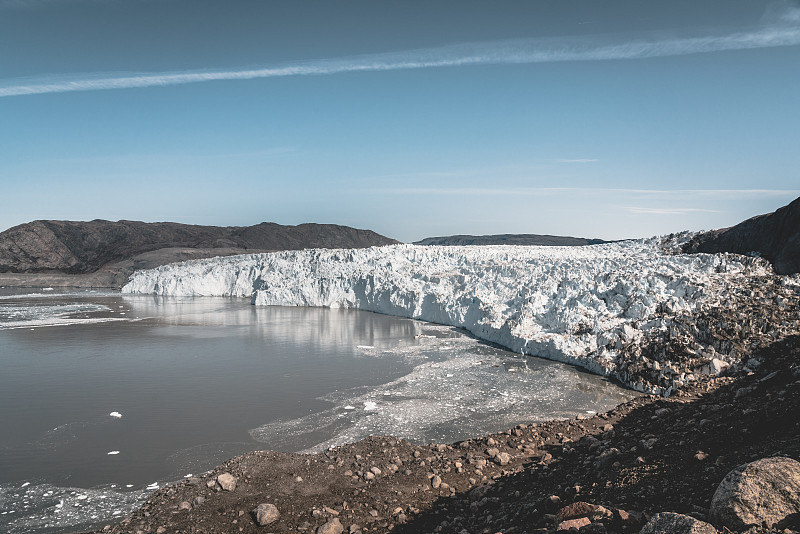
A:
109 411 122 418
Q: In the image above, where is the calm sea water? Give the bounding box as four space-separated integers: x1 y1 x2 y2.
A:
0 288 634 534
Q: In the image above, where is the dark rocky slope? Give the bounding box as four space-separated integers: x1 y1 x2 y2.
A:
0 220 398 275
684 196 800 275
414 234 607 246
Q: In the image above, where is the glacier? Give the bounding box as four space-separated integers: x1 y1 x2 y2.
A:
123 237 773 394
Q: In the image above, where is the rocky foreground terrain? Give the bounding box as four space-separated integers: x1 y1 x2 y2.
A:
90 334 800 534
98 199 800 534
0 220 398 288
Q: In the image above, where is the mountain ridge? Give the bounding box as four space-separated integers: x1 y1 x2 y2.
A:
683 196 800 275
413 233 608 246
0 219 399 275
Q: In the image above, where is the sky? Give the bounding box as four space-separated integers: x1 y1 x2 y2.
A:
1 1 798 242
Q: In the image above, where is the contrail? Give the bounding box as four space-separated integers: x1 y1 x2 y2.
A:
2 20 799 97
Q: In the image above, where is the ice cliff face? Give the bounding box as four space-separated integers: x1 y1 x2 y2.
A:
123 238 777 393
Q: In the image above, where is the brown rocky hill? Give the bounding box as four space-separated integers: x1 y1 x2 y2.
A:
683 196 800 275
0 219 399 275
414 234 607 246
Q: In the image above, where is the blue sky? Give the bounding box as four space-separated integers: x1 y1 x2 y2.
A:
1 1 798 242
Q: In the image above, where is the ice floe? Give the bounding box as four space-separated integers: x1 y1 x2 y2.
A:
0 483 147 534
248 323 634 452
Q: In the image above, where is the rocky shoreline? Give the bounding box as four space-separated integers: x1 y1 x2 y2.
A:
88 331 799 534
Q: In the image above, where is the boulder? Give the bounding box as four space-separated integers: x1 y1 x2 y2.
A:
639 512 717 534
709 456 800 530
253 503 280 526
317 517 344 534
216 472 236 491
557 502 610 522
557 516 590 531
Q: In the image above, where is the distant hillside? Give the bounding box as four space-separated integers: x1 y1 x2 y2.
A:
683 196 800 275
0 220 399 275
413 234 608 247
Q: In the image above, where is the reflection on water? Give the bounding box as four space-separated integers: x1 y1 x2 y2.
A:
0 290 635 534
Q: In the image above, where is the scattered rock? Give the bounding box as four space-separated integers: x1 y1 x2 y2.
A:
253 503 280 526
493 452 511 466
709 456 800 530
317 517 344 534
639 512 717 534
557 502 610 522
216 472 236 491
557 516 591 531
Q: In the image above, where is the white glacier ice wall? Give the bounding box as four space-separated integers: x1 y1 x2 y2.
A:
123 239 767 392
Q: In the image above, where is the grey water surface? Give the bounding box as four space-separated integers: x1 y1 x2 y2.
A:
0 288 634 534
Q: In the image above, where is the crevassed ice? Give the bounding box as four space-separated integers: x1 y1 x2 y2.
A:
123 239 766 391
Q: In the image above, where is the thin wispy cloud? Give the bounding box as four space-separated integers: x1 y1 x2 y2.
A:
2 5 800 97
625 207 720 215
0 0 109 8
384 187 800 197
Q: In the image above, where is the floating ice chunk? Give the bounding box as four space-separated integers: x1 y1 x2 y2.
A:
184 474 193 478
145 483 159 490
109 411 122 418
107 451 120 455
126 485 133 488
344 405 356 410
363 401 378 411
356 345 374 349
20 482 30 488
42 288 54 291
